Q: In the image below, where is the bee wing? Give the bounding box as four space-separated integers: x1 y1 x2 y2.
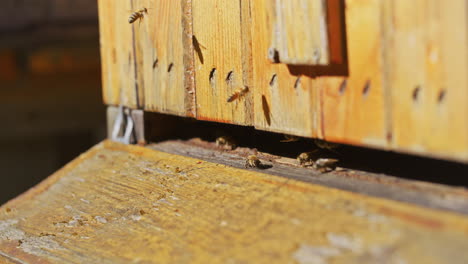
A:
315 158 339 166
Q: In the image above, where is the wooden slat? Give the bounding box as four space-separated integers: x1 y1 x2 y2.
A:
192 0 252 125
385 0 468 161
1 141 468 263
251 0 318 137
318 0 388 147
131 0 189 116
98 0 138 107
274 0 330 65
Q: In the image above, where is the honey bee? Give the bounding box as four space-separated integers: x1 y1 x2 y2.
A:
215 136 237 150
128 8 148 24
245 155 261 168
280 134 300 142
313 158 339 173
297 151 317 167
314 139 340 151
227 86 249 103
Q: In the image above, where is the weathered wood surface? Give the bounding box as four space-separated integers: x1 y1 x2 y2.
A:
383 0 468 161
98 0 468 162
274 0 330 65
1 141 468 263
318 0 387 147
132 0 190 116
98 0 138 107
192 0 253 125
251 0 319 137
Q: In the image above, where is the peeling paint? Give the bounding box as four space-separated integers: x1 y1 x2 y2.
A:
0 219 64 257
292 244 341 264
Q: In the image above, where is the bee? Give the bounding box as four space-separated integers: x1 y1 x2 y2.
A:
227 86 249 103
128 8 148 24
245 155 261 168
313 158 339 173
280 134 300 143
215 136 237 150
297 151 317 167
314 139 340 151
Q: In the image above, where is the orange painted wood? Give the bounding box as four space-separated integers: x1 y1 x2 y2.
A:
384 0 468 161
318 0 388 148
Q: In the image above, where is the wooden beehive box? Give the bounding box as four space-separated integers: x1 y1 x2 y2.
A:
97 0 468 163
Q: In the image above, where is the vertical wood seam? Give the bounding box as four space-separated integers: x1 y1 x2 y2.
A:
182 0 196 117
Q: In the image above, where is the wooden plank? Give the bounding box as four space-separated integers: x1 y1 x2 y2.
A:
385 0 468 161
131 0 189 116
318 0 388 147
192 0 252 125
1 141 468 263
251 0 318 137
182 0 197 118
98 0 138 107
274 0 330 65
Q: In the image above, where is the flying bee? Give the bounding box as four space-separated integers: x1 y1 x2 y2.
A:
215 136 237 150
297 151 318 167
128 8 148 24
245 155 261 168
313 158 339 173
227 86 249 103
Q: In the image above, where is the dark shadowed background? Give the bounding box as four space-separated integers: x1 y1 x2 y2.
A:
0 0 105 204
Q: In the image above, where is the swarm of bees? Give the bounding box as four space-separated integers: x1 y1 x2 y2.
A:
227 86 249 103
245 155 261 168
215 136 237 150
128 8 148 24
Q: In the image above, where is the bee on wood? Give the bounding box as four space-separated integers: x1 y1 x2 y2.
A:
216 136 237 150
227 86 249 103
245 155 261 168
297 151 317 167
313 158 339 173
128 8 148 24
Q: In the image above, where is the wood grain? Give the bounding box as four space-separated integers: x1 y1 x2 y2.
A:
384 0 468 161
192 0 253 125
131 0 188 116
274 0 330 65
1 141 468 263
318 0 388 148
251 0 319 137
98 0 138 107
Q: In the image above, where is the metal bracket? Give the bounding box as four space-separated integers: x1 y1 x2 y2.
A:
107 106 145 145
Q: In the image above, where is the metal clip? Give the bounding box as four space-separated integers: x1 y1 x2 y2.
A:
111 106 135 144
107 105 145 145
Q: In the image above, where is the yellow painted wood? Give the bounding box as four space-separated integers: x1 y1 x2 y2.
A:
251 0 318 137
385 0 468 161
274 0 330 65
192 0 252 125
318 0 388 147
132 0 188 116
98 0 139 108
1 141 468 263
